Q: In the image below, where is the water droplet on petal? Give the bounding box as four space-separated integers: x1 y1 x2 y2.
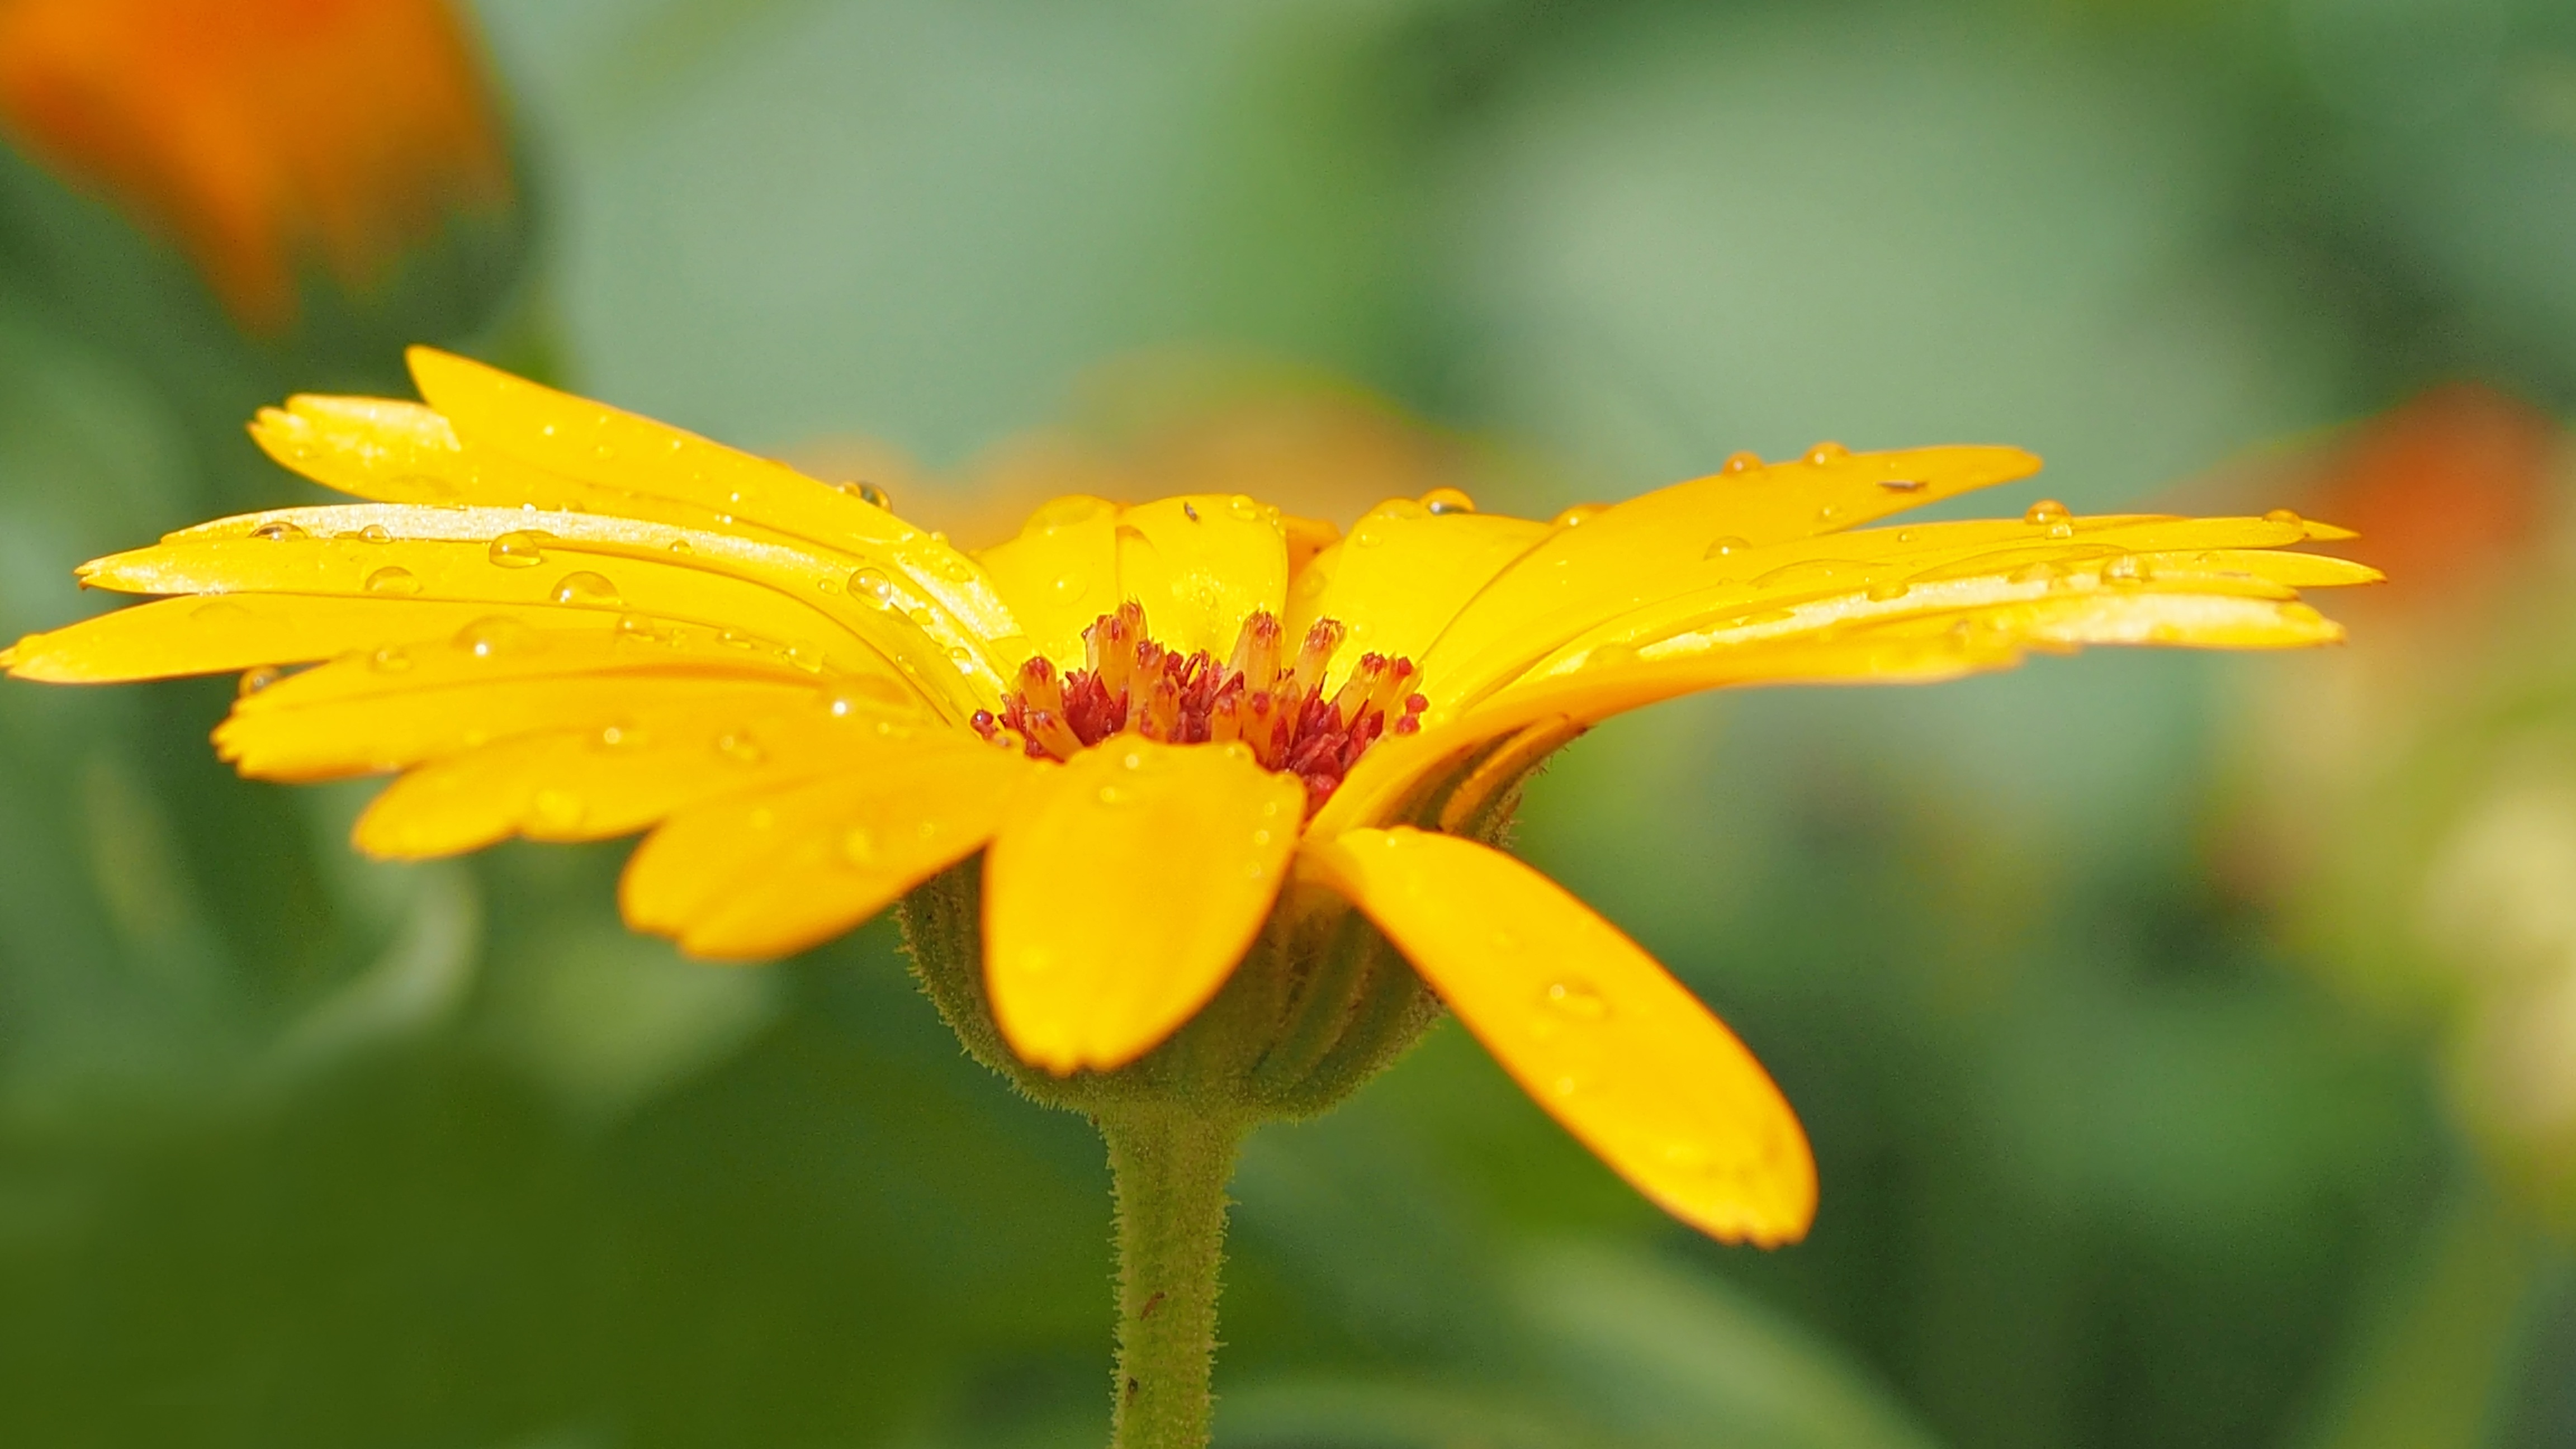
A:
1587 641 1639 669
1421 487 1476 515
1806 441 1849 466
785 643 827 673
455 615 534 657
1552 503 1608 528
1543 980 1611 1020
238 665 283 697
850 567 893 605
1228 495 1260 521
2264 508 2303 527
1878 477 1928 493
250 520 307 542
905 606 935 628
1704 536 1750 560
2101 553 2149 585
667 538 694 556
353 524 394 543
488 531 550 567
369 646 412 673
2024 499 2070 527
363 565 420 596
597 723 647 749
1721 451 1763 474
1866 580 1910 602
551 571 621 607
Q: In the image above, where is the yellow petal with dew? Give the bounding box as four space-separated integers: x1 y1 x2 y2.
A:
4 594 595 683
1319 588 2346 837
1114 495 1288 659
1287 500 1551 690
225 673 831 782
1431 511 2370 712
1510 524 2379 690
78 505 1002 717
1304 827 1815 1245
1423 445 2040 700
220 621 928 780
972 495 1122 667
406 348 1025 646
984 738 1303 1074
352 686 945 854
621 741 1033 960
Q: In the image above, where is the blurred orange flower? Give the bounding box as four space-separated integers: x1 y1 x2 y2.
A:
0 0 510 328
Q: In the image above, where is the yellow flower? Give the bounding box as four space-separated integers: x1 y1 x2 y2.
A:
2 349 2378 1245
0 0 509 328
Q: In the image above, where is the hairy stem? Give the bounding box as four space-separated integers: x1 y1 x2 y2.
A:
1101 1105 1244 1449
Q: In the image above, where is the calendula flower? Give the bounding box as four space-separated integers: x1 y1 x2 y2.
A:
0 0 509 328
4 350 2375 1446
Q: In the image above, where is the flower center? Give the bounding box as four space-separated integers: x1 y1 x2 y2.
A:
974 602 1427 808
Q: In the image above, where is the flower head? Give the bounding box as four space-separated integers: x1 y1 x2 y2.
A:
0 0 510 327
3 349 2378 1243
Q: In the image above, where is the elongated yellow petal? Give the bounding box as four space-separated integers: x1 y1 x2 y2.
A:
984 739 1303 1073
1511 523 2380 690
1287 500 1551 689
351 720 826 858
73 503 1007 717
1418 446 2039 698
221 622 927 783
620 742 1033 960
4 594 583 682
406 348 1026 644
1304 827 1815 1244
1114 495 1288 659
972 495 1122 666
1426 505 2359 709
1319 586 2347 837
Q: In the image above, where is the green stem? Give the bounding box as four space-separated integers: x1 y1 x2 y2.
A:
1101 1105 1244 1449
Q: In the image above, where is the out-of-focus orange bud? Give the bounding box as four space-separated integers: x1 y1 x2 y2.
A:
0 0 511 330
2302 383 2559 613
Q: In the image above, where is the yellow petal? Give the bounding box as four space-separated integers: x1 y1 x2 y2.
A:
406 348 1025 646
972 495 1121 666
4 594 589 683
621 742 1033 960
1432 512 2373 713
222 627 930 782
1303 827 1815 1244
1286 500 1551 689
1114 495 1288 659
1319 589 2345 838
77 503 1007 717
1423 446 2039 700
984 739 1303 1073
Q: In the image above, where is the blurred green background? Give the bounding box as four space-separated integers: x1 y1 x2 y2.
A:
4 0 2576 1445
